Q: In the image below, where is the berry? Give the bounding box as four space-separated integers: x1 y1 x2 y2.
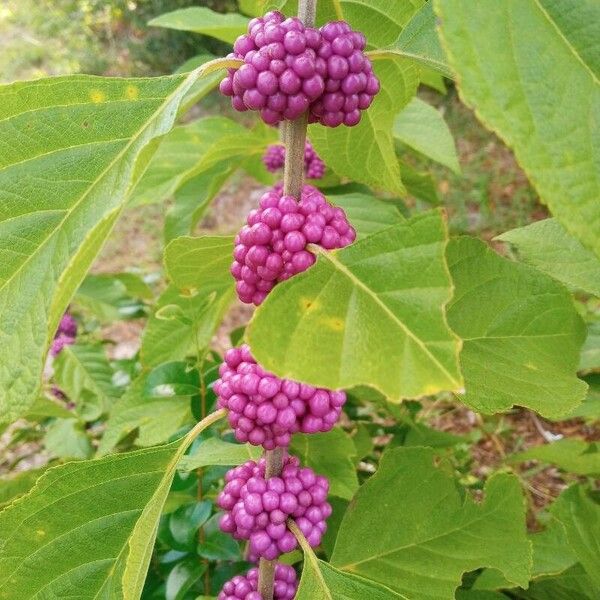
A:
218 563 297 600
220 12 325 124
50 312 77 356
309 21 380 127
218 455 331 559
215 344 347 449
231 184 355 305
262 140 325 179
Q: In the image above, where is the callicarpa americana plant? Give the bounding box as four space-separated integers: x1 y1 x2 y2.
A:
0 0 598 600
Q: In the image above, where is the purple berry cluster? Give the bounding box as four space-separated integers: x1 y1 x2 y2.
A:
309 21 380 127
220 12 379 127
231 184 356 305
218 563 297 600
218 455 331 560
220 11 325 125
215 345 346 449
50 313 77 356
262 140 325 180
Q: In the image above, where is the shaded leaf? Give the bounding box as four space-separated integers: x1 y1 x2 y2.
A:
43 418 93 460
331 447 531 599
179 437 262 471
309 57 418 195
290 428 358 500
510 439 600 477
0 467 49 510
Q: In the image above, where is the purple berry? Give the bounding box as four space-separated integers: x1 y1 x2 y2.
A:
218 563 297 600
50 312 77 356
217 455 331 559
262 140 325 180
308 21 380 127
231 184 354 305
215 344 347 449
220 12 325 124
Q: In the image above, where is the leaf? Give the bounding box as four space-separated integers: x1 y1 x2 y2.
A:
74 273 148 321
375 1 451 77
529 516 577 578
247 210 462 401
165 236 234 290
128 116 248 207
510 438 600 476
552 484 600 590
327 192 405 239
331 447 531 600
179 437 262 471
140 283 233 368
175 54 222 115
400 161 440 204
290 428 358 500
435 0 600 259
521 563 597 600
0 409 226 600
164 165 234 243
98 370 194 455
165 559 205 600
580 322 600 371
394 97 459 173
446 236 587 419
144 361 200 398
43 418 94 460
24 396 73 420
0 466 49 510
148 7 249 43
53 343 116 421
309 57 419 195
290 520 407 599
0 70 204 422
496 219 600 297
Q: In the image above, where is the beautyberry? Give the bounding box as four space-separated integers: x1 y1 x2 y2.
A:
218 563 297 600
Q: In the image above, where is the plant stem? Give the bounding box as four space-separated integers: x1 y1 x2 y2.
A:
258 4 316 597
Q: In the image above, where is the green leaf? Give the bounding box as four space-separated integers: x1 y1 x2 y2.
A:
0 409 226 600
74 273 149 321
179 437 262 471
247 210 461 401
164 165 234 243
309 57 419 195
43 418 94 460
148 7 249 43
496 219 600 297
175 54 222 115
529 516 577 578
446 236 587 419
552 485 600 590
98 371 193 455
290 428 358 500
520 563 597 600
0 466 49 510
165 236 234 290
0 70 203 422
394 97 459 173
510 438 600 476
140 283 233 368
435 0 600 259
53 343 116 421
296 557 406 599
331 447 531 600
400 161 440 204
580 322 600 371
327 192 405 239
165 559 205 600
24 396 73 420
128 116 248 207
375 1 451 77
